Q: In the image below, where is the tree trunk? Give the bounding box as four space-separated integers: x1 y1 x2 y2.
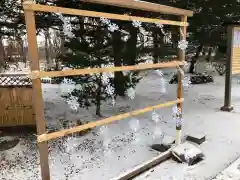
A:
153 32 159 64
124 26 137 66
206 47 213 62
189 44 203 73
18 38 27 67
0 38 6 72
44 30 51 70
112 30 125 96
95 76 102 116
47 33 54 69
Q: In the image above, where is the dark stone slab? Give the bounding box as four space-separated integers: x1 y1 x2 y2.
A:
151 135 175 152
186 132 206 145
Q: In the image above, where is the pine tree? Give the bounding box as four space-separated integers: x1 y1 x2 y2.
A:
59 16 115 116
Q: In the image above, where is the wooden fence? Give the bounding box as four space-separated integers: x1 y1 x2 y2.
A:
0 74 35 127
23 0 193 179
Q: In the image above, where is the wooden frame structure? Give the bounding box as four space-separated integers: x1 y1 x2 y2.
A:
23 0 193 179
221 23 240 112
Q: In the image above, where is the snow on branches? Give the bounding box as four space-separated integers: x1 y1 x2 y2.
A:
60 64 117 113
57 13 75 38
100 17 119 32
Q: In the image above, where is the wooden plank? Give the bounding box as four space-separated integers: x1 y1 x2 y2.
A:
28 61 184 79
22 3 188 27
232 70 240 74
232 66 240 69
81 0 193 17
176 15 187 145
111 150 172 180
0 87 34 127
24 8 50 180
232 47 240 64
37 98 184 143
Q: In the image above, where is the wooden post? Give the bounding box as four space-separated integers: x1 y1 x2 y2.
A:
176 16 187 145
23 1 50 180
221 25 234 112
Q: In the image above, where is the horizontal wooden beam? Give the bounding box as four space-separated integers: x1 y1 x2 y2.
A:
112 149 172 180
28 61 184 79
22 3 188 26
81 0 193 17
37 98 184 142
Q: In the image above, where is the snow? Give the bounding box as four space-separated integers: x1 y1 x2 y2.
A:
1 70 240 180
214 157 240 180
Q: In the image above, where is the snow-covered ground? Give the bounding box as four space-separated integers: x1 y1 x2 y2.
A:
213 157 240 180
1 70 240 180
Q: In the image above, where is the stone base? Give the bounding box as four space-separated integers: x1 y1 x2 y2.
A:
186 133 206 145
171 142 204 165
220 106 234 112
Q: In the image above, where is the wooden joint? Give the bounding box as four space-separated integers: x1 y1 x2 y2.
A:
28 70 40 80
23 0 36 5
38 133 47 143
176 64 185 76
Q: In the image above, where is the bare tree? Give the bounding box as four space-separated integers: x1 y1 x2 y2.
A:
44 29 54 69
52 30 65 70
0 38 6 72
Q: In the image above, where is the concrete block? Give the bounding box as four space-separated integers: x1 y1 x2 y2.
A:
186 132 206 145
171 142 204 165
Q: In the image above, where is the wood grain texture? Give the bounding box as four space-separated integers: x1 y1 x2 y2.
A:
232 47 240 74
22 4 188 27
28 61 184 79
81 0 193 17
24 9 50 180
0 87 35 127
37 98 184 143
175 16 187 145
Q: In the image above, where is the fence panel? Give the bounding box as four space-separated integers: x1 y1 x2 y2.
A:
0 74 35 127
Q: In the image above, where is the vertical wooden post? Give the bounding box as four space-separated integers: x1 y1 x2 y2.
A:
23 1 50 180
176 15 187 145
221 25 234 112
